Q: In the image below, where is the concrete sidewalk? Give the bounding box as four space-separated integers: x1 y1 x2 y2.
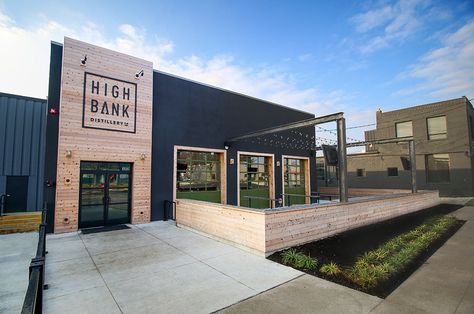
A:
43 221 301 314
0 232 38 313
219 205 474 314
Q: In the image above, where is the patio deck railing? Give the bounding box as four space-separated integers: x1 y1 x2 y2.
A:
21 203 48 314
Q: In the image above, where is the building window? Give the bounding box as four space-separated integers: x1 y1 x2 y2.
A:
284 158 307 206
356 169 366 177
240 155 271 208
470 116 474 139
176 150 222 203
426 154 450 183
387 167 398 176
316 159 325 180
427 116 447 140
396 121 413 138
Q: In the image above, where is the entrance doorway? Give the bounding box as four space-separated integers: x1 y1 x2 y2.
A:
79 162 132 228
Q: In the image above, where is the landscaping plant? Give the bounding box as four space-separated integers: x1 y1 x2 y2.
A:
319 262 341 276
281 249 318 270
346 215 457 289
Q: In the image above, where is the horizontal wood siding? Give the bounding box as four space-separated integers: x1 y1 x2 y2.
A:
176 191 440 255
265 191 440 253
176 199 266 253
54 38 153 233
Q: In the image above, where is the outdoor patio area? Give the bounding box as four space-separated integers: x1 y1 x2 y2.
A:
42 221 302 314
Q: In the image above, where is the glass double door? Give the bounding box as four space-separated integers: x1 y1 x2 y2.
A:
79 162 132 228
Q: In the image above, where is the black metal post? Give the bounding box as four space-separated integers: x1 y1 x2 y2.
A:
337 118 348 203
409 140 417 193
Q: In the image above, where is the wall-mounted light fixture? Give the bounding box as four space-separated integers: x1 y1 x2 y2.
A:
276 161 281 167
65 150 72 158
80 55 87 66
224 145 229 150
140 153 146 160
229 158 235 165
135 70 144 79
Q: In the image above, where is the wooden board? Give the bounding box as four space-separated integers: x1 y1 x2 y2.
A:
54 37 153 233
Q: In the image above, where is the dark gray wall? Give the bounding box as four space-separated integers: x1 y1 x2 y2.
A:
44 42 317 224
151 71 316 220
0 92 47 211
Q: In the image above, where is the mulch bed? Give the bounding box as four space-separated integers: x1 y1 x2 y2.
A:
267 204 465 298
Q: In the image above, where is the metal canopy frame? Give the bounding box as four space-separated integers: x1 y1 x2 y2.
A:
225 112 349 202
316 136 418 194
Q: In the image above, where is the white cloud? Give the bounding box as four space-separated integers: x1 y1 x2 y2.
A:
0 9 374 151
397 19 474 98
351 0 431 54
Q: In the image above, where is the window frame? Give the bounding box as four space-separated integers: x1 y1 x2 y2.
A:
395 120 413 138
426 115 447 140
237 151 275 207
173 146 227 204
425 153 451 183
282 155 311 206
356 168 367 177
387 167 398 177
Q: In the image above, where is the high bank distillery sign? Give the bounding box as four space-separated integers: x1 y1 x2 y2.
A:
82 72 137 133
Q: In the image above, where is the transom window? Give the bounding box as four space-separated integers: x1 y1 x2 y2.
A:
396 121 413 138
176 150 221 203
427 116 447 140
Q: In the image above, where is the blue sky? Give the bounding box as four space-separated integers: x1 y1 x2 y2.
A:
0 0 473 146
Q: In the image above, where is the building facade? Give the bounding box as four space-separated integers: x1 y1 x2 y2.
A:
41 37 317 233
0 93 47 214
318 97 474 196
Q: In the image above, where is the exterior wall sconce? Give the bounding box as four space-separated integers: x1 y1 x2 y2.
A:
140 153 146 160
229 158 235 165
135 70 144 79
80 55 87 66
276 161 281 167
224 145 229 150
65 150 72 158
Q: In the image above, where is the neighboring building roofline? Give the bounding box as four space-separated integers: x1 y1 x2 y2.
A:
0 91 47 103
380 97 469 115
153 69 314 116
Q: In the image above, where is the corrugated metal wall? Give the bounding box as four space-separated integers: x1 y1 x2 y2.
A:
0 92 47 211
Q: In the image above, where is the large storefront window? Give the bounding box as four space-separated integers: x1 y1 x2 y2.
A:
176 150 221 203
240 155 271 209
426 154 450 183
283 158 306 205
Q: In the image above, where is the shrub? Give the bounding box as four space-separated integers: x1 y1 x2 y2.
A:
320 262 341 276
281 249 317 270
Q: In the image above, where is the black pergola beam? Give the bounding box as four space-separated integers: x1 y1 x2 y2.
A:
226 112 344 143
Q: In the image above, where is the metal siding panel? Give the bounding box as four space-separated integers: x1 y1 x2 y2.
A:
26 174 35 211
29 103 41 177
0 175 5 195
0 97 7 175
13 98 26 174
35 102 47 211
4 98 16 175
21 100 34 175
